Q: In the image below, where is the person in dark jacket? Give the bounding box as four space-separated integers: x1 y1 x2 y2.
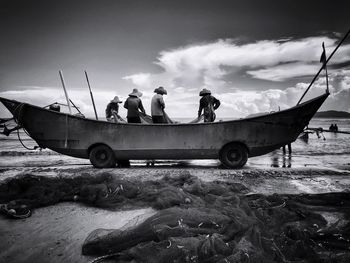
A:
198 88 220 122
124 88 146 123
105 96 122 122
151 86 167 123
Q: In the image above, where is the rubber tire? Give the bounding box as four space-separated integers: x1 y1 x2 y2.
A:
89 145 115 168
219 143 248 168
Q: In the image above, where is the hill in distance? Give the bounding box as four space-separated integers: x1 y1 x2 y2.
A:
315 110 350 118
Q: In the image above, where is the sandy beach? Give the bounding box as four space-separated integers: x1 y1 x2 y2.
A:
0 118 350 262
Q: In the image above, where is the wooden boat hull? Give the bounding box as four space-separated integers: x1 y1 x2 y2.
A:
0 93 328 167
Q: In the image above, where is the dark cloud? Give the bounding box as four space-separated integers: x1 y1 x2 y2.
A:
0 0 349 116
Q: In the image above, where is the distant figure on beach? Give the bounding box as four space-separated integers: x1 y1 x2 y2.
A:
105 96 123 123
124 89 145 123
151 87 167 123
329 124 339 132
283 143 292 155
198 89 220 122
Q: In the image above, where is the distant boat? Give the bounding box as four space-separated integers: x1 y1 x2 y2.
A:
0 93 328 168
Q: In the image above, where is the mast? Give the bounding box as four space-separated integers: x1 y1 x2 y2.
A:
84 71 98 120
59 70 72 114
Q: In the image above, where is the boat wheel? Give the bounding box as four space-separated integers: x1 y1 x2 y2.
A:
219 143 248 168
89 145 116 168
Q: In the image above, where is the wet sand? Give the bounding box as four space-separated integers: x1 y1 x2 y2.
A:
1 164 350 262
0 202 155 263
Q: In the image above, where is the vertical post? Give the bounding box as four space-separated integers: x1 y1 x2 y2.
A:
322 42 329 93
325 64 329 93
59 70 72 114
84 70 98 120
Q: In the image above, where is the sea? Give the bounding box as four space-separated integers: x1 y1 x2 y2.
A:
0 118 349 169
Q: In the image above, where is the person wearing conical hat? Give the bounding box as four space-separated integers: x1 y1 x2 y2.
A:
198 88 220 122
105 96 123 122
151 86 167 123
123 88 146 123
106 96 122 116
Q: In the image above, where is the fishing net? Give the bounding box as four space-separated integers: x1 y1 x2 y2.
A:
1 173 350 262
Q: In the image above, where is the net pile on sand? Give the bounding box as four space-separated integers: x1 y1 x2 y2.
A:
0 173 349 262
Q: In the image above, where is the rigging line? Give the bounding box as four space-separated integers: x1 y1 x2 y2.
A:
0 117 14 124
11 103 24 125
17 128 38 151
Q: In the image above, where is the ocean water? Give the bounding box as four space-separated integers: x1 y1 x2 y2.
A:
0 118 349 169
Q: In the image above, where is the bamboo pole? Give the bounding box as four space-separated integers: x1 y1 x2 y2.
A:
297 29 350 105
59 70 72 114
322 42 329 93
84 71 98 120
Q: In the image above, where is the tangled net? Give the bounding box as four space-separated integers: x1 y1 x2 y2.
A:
0 172 350 262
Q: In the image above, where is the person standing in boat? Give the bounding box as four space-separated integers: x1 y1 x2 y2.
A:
198 88 220 122
151 86 167 123
105 96 123 123
124 88 146 123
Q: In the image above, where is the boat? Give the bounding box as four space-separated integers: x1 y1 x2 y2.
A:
1 30 348 168
0 92 328 168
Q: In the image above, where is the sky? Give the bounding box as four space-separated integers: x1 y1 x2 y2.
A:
0 0 350 119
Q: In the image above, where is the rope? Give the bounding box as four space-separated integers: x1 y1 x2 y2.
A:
17 129 39 150
11 103 25 125
0 204 31 219
9 103 40 150
0 117 13 124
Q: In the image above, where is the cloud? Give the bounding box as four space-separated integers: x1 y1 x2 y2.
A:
121 35 350 117
150 36 350 86
217 69 350 117
122 73 151 88
123 36 350 90
246 62 320 81
1 70 350 119
0 87 121 119
2 36 349 119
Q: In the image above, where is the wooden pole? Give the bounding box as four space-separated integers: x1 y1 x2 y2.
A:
325 63 329 93
59 70 72 114
84 71 98 120
297 29 350 105
322 42 329 93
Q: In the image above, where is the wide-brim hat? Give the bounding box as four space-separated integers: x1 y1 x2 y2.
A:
129 88 143 97
154 86 167 95
111 96 122 103
199 88 211 96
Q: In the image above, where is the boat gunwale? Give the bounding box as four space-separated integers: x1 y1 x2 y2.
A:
0 92 329 127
